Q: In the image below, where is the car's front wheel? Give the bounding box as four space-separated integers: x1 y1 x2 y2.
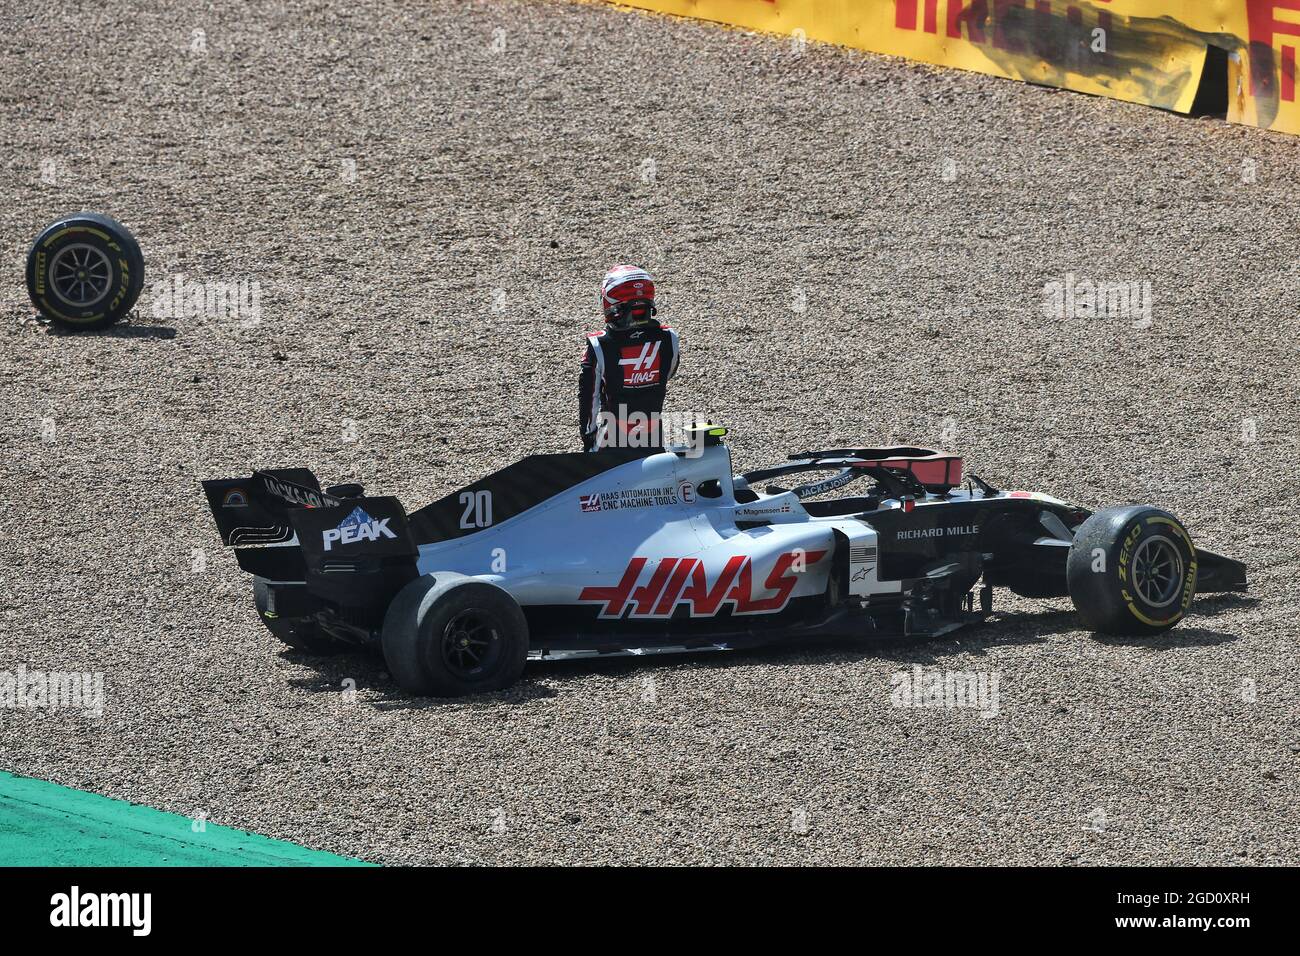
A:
1067 505 1198 635
381 574 529 696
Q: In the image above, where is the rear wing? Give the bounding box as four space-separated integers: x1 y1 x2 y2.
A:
202 469 342 548
202 470 418 606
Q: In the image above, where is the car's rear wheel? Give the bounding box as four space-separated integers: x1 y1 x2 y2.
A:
381 574 529 696
26 213 144 330
1066 505 1198 635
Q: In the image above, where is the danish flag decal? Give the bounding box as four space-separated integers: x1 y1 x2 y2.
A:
578 550 826 619
619 341 662 387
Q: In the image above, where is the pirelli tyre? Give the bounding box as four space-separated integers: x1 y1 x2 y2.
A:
1067 506 1198 635
381 573 529 696
253 577 346 654
26 213 144 331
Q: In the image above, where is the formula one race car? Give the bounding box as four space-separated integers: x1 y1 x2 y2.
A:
203 426 1247 696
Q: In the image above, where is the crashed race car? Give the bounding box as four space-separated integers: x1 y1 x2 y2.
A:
203 426 1247 696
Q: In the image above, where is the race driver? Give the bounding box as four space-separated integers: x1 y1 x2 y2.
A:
578 265 681 452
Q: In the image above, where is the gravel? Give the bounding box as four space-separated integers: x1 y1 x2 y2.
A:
1 0 1297 865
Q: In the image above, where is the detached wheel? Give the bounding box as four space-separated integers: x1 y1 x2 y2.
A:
26 212 144 331
1067 506 1198 635
381 573 529 696
253 577 347 654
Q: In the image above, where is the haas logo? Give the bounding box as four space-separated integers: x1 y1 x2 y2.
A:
579 550 826 619
619 341 662 386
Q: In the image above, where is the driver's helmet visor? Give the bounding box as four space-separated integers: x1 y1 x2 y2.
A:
606 298 654 328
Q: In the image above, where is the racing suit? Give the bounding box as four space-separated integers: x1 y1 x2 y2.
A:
578 321 680 451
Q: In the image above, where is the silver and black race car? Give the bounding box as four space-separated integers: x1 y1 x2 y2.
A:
203 425 1247 696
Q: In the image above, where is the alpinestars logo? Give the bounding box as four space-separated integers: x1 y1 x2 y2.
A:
322 506 397 551
619 341 662 386
578 550 826 619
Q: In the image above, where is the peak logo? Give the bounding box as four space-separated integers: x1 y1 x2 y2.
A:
619 341 662 386
578 550 826 619
322 506 397 551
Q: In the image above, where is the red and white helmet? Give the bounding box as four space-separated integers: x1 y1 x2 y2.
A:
600 265 656 327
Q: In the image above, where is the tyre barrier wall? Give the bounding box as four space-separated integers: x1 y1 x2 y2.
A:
606 0 1300 135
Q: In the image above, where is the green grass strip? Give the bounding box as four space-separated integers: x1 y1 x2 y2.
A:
0 772 373 866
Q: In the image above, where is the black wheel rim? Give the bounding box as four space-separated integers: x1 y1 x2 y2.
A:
48 244 113 307
1131 535 1184 608
440 609 503 679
